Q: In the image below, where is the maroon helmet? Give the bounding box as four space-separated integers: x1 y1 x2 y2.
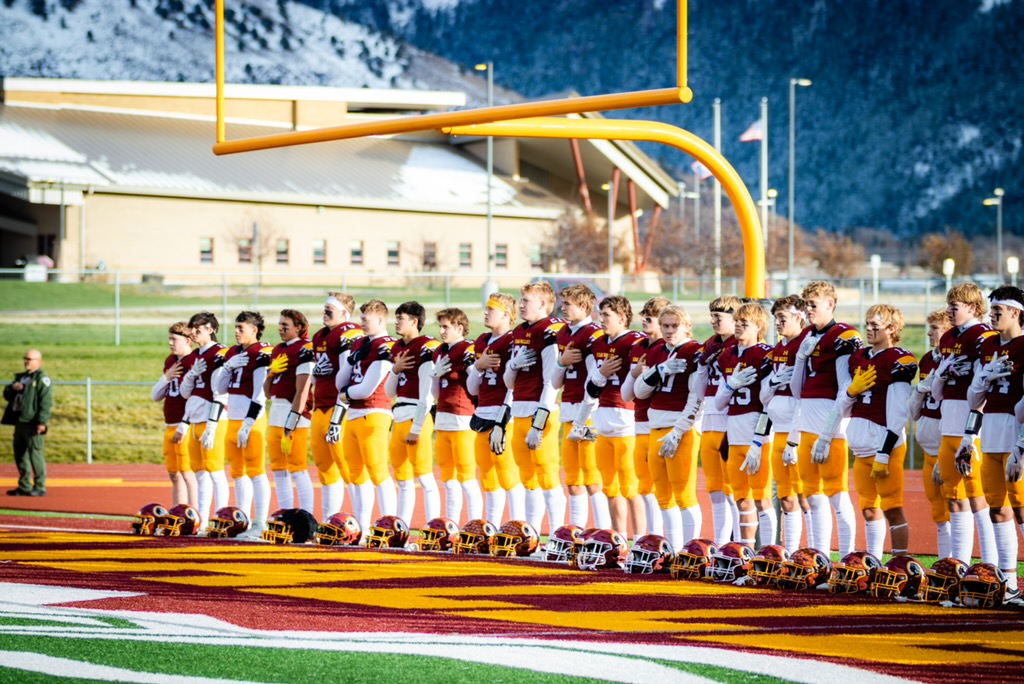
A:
131 502 168 536
828 551 882 594
569 527 601 568
624 534 674 575
922 557 969 603
454 519 497 555
777 548 832 590
575 529 628 571
708 542 754 582
546 524 584 563
316 512 361 546
491 520 540 558
960 562 1007 608
869 554 927 600
670 538 719 580
207 506 250 539
748 545 790 586
365 515 410 549
419 517 460 552
155 504 201 537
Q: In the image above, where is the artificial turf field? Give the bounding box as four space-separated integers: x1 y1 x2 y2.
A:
1 513 1023 684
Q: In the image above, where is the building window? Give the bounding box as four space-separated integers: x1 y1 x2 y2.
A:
459 242 472 269
199 238 214 264
312 240 326 265
387 241 400 267
238 238 252 264
276 239 289 265
350 240 364 266
529 244 543 269
495 243 509 269
423 241 437 270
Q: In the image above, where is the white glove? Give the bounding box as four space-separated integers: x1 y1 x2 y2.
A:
936 354 970 380
740 442 762 474
658 354 688 376
931 462 943 486
224 352 249 371
979 355 1011 387
236 417 255 448
782 442 798 466
526 427 543 450
431 356 452 379
915 373 935 395
325 424 342 444
768 364 795 388
658 427 683 459
201 423 218 451
1007 440 1024 482
796 333 818 360
567 424 597 443
325 401 347 444
509 348 537 371
955 435 978 477
186 357 207 380
811 436 831 464
726 366 758 391
489 422 507 454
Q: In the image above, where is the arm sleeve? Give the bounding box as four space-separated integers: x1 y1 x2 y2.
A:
931 359 950 403
908 388 926 421
411 362 434 434
833 356 852 400
790 359 807 399
334 350 353 392
551 358 566 390
250 367 268 406
966 360 987 410
621 366 638 402
538 345 560 408
384 367 400 399
179 371 195 399
152 376 170 402
466 365 482 396
348 360 392 401
760 373 780 406
211 367 230 395
585 354 607 388
502 350 519 390
836 387 857 418
692 364 709 398
886 383 912 434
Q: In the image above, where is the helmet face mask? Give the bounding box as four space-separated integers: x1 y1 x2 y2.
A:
207 506 249 539
262 509 320 545
155 504 200 537
315 513 361 546
365 516 410 549
418 518 460 552
922 557 969 603
869 554 927 600
132 503 168 536
708 542 754 583
960 562 1007 608
827 552 881 594
670 539 718 580
568 527 600 568
777 548 832 590
748 545 790 586
623 535 673 575
546 525 583 563
490 520 539 558
453 519 496 555
575 529 627 571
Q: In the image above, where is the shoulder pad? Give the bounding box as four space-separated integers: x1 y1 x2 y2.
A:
298 342 315 363
834 328 863 352
891 352 918 381
253 347 273 368
217 347 231 357
463 342 476 362
628 331 647 346
423 338 441 355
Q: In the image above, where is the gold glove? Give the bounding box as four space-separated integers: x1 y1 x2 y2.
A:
268 354 289 376
281 434 293 457
846 365 877 397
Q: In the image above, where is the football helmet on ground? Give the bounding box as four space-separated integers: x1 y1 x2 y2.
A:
921 557 969 603
419 517 460 552
315 512 361 546
491 520 540 558
546 525 584 563
262 508 319 544
155 504 201 537
709 542 755 583
670 538 719 580
869 554 927 600
454 519 497 555
575 529 628 571
624 534 674 575
828 551 882 594
777 548 832 590
131 503 168 535
748 545 790 586
960 562 1007 608
365 515 410 549
207 506 250 539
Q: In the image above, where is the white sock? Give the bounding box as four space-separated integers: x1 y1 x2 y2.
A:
728 496 741 541
377 478 398 519
662 507 684 551
292 470 315 514
681 504 702 545
645 494 663 535
710 491 732 546
355 481 375 533
234 476 253 518
251 474 271 526
808 494 831 555
995 521 1020 591
803 509 815 550
273 470 294 511
525 488 544 529
347 483 357 511
543 487 567 534
936 521 952 559
590 492 612 529
830 492 857 556
783 511 803 554
889 523 908 556
950 510 974 564
211 470 230 510
507 484 526 523
864 519 886 559
196 470 213 525
569 493 589 528
396 480 416 525
445 480 463 522
975 508 998 565
322 482 344 521
485 489 506 526
418 474 441 521
758 508 778 549
463 480 483 521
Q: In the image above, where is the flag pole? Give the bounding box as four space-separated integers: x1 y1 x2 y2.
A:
713 98 722 297
760 97 769 284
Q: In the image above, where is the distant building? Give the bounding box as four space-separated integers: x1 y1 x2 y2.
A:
0 78 677 284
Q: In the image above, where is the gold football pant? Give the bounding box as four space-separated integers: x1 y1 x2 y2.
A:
512 415 560 490
700 430 733 497
797 431 849 497
163 426 191 473
728 443 773 501
225 416 267 478
596 435 638 499
921 451 949 523
437 430 477 483
938 435 984 501
981 452 1024 509
390 415 435 481
343 413 392 486
267 426 309 474
634 433 653 496
648 426 699 509
474 426 519 492
853 446 905 511
188 421 226 473
771 432 803 498
562 422 600 488
310 408 346 486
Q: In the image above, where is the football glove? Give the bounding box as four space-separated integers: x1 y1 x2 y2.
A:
224 353 249 371
431 356 452 379
185 357 207 380
509 348 537 371
658 427 683 459
567 424 597 443
768 364 795 388
979 354 1011 387
268 354 289 376
739 442 762 474
931 462 943 487
781 441 799 466
1007 440 1024 483
726 366 758 391
237 417 255 449
811 436 831 464
846 365 877 397
955 436 979 477
658 354 688 376
796 333 818 360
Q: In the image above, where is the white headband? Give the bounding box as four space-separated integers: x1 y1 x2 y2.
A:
786 306 806 320
991 299 1024 312
326 296 344 311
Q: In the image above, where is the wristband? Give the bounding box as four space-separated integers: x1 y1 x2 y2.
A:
753 413 772 438
284 410 300 433
246 400 263 421
496 404 512 428
879 429 899 456
330 402 347 426
586 380 603 399
642 368 662 387
964 410 983 436
207 401 225 423
531 407 551 431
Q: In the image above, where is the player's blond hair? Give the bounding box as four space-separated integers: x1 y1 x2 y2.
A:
360 299 388 316
168 321 191 339
436 307 470 336
486 292 517 323
600 295 633 326
560 284 597 311
658 304 692 333
521 281 556 313
926 308 952 326
326 292 356 314
802 280 838 303
735 303 768 342
709 295 742 314
946 282 987 316
641 297 672 319
866 304 905 344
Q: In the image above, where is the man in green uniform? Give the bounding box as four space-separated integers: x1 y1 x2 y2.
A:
4 349 53 496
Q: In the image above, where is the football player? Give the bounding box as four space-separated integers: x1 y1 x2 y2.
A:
585 295 647 539
151 321 197 509
179 312 229 531
386 301 441 525
211 311 273 538
931 283 998 565
622 297 672 536
552 284 606 528
715 303 775 548
840 304 916 559
264 310 314 514
310 292 364 520
790 281 862 557
909 308 953 558
467 293 521 525
698 295 741 545
503 281 566 534
760 296 811 553
430 308 482 522
336 299 397 536
632 304 703 550
966 285 1024 602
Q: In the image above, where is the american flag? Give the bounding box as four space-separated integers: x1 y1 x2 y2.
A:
690 160 712 180
739 120 762 143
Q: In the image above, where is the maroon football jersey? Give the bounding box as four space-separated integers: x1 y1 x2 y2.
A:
392 335 441 401
181 343 225 402
918 349 942 420
769 331 810 399
473 331 514 408
978 334 1024 416
510 317 565 403
347 335 396 411
629 337 657 421
592 330 646 409
701 335 738 400
220 342 273 399
718 343 774 416
645 339 702 412
311 322 364 411
162 354 187 424
269 338 313 404
937 323 997 402
434 339 476 417
556 322 604 404
800 322 863 400
849 347 918 426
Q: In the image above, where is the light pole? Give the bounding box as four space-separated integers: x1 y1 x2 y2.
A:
984 187 1005 281
943 258 955 293
1009 256 1020 287
788 77 812 292
475 62 495 300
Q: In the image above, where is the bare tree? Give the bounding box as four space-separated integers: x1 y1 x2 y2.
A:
541 209 630 273
919 229 973 276
812 229 866 279
227 212 283 284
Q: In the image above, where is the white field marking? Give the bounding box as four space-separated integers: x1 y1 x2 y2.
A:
0 651 276 684
0 583 143 606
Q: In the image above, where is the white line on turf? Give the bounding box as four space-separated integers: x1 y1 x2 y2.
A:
0 651 276 684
